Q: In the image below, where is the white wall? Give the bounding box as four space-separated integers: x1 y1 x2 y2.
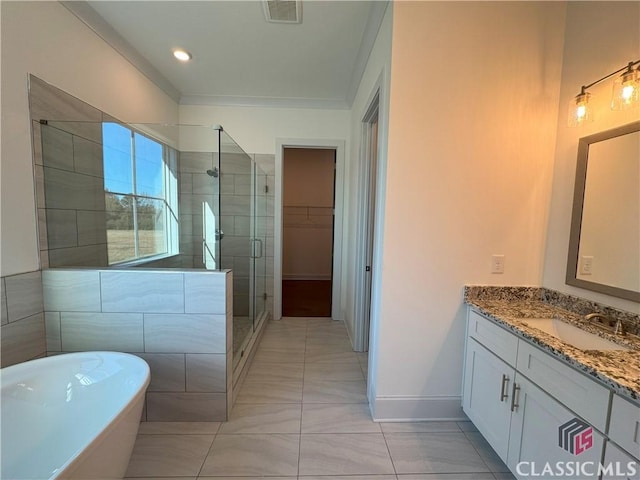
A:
543 1 640 313
179 105 350 155
371 1 566 420
0 1 179 276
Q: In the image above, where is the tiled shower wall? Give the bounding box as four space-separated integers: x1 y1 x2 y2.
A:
31 76 187 269
42 268 233 421
0 272 46 368
178 151 275 318
30 75 111 268
254 154 276 316
37 122 109 267
178 151 218 269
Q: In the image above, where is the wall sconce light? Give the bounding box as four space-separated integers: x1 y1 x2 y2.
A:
568 59 640 127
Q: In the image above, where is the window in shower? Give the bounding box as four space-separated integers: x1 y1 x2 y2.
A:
103 122 179 264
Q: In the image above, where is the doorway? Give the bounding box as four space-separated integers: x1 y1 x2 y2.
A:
282 147 336 317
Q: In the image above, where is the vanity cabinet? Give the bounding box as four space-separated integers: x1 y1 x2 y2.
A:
463 337 514 459
463 310 614 479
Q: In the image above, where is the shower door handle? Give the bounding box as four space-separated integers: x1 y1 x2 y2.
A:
251 239 263 259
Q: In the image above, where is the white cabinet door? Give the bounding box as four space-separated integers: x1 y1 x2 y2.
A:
507 375 605 479
603 441 640 480
463 337 513 461
609 394 640 461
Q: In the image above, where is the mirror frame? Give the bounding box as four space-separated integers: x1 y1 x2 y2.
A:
566 120 640 302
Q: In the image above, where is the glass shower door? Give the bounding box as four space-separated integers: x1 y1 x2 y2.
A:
219 130 254 363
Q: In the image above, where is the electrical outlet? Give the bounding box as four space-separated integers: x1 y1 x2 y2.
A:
491 255 505 274
580 256 593 275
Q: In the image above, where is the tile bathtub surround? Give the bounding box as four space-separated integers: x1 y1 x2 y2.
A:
464 285 640 401
125 317 513 480
0 271 46 367
42 268 233 421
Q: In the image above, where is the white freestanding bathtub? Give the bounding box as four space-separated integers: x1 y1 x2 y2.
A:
1 352 150 479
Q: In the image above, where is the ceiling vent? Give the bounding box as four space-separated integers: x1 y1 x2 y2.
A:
263 0 302 24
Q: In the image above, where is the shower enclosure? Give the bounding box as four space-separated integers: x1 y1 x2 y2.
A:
37 120 269 368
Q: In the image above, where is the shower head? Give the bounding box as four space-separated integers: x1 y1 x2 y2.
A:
206 168 219 178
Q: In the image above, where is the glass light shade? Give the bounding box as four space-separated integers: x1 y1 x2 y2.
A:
568 91 593 127
611 68 640 110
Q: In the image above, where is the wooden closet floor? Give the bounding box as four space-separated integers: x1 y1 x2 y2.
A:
282 280 332 317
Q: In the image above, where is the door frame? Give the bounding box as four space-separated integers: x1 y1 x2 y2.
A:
353 91 380 351
274 138 346 320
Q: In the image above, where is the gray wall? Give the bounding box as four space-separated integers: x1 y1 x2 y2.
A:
0 271 46 367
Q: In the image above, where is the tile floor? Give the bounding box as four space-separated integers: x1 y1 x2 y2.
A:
125 317 515 479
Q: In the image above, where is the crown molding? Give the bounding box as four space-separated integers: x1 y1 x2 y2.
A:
345 0 390 108
180 94 350 110
60 1 182 103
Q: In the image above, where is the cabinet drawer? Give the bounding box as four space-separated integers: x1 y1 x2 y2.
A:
468 310 518 366
516 341 610 432
609 394 640 460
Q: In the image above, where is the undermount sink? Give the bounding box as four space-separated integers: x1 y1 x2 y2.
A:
518 318 629 351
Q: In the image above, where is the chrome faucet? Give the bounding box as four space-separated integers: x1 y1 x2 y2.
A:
584 313 626 336
614 320 627 336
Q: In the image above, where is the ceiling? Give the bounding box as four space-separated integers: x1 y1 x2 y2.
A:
63 1 385 109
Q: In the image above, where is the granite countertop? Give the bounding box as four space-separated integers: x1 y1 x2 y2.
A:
464 287 640 404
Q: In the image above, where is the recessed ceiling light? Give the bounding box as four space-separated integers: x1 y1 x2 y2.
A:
173 49 192 62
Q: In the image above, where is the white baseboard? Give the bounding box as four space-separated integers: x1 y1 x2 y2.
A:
282 274 332 281
370 395 465 422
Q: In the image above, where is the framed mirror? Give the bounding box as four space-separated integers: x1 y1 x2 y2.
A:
566 120 640 302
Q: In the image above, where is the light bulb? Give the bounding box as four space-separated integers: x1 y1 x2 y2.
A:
611 67 639 110
568 91 593 127
622 83 635 101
